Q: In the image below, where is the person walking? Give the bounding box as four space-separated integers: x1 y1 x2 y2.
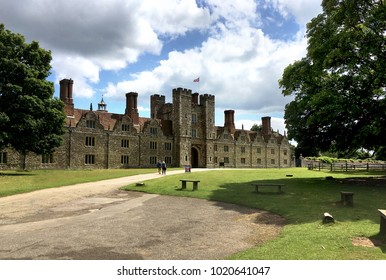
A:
161 161 167 175
157 160 162 174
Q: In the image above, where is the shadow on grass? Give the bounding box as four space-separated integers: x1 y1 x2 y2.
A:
208 175 386 225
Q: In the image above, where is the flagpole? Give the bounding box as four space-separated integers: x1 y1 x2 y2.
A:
193 77 200 93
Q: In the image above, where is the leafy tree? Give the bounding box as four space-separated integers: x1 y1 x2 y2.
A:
279 0 386 157
375 146 386 160
250 124 262 131
0 24 66 169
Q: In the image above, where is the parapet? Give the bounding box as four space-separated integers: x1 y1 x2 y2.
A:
200 94 215 103
173 87 192 96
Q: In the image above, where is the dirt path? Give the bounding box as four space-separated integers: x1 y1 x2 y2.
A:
0 169 285 259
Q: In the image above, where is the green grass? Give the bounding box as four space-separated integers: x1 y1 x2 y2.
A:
123 168 386 259
0 168 160 197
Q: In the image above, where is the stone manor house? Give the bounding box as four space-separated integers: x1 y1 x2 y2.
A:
0 79 292 170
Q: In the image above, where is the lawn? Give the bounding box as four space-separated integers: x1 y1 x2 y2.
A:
0 168 158 197
123 168 386 260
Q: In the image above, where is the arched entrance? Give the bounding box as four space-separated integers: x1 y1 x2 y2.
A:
191 147 199 168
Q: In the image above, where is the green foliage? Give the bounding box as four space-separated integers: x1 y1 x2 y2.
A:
306 155 384 164
250 123 262 132
279 0 386 156
0 24 66 164
376 146 386 160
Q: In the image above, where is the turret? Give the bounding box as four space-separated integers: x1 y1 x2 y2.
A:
97 97 107 112
150 94 165 119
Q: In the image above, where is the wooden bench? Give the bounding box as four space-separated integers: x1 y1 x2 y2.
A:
180 179 200 191
378 209 386 237
252 184 284 193
340 191 354 206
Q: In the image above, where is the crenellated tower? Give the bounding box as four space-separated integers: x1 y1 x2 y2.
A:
172 88 193 166
200 93 215 167
150 94 165 119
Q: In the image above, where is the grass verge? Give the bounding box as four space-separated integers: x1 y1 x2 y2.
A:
0 168 159 197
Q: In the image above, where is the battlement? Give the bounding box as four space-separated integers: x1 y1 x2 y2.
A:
150 94 166 119
150 94 165 103
200 94 215 103
173 87 192 96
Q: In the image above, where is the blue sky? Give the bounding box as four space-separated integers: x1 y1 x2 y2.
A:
0 0 322 135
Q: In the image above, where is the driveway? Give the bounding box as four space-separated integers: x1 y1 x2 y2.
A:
0 170 284 259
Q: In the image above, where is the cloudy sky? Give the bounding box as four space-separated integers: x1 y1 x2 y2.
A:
0 0 322 135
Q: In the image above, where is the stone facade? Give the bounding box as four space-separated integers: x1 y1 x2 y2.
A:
0 79 292 170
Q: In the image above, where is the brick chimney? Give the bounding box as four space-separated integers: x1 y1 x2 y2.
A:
261 116 271 136
59 78 74 116
224 110 235 134
125 92 139 124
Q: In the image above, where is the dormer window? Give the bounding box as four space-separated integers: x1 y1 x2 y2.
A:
122 124 129 131
86 120 96 128
150 127 157 135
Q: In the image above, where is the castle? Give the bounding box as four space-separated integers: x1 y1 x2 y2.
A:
0 79 292 170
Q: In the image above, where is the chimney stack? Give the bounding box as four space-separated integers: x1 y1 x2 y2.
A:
59 78 74 116
224 110 235 134
262 116 271 136
125 92 139 124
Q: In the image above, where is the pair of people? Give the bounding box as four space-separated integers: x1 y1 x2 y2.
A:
157 160 167 174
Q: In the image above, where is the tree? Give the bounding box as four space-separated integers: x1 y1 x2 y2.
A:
279 0 386 157
0 24 66 169
250 124 262 132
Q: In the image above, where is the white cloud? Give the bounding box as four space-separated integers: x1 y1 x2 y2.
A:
140 0 212 35
235 117 287 135
104 21 307 117
0 0 322 125
0 0 211 97
206 0 260 29
265 0 322 25
52 55 100 98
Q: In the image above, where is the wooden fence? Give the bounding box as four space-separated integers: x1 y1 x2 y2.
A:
304 161 386 172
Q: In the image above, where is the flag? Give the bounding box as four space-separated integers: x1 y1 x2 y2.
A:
193 77 200 82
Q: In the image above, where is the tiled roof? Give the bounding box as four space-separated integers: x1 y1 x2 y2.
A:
66 109 158 133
